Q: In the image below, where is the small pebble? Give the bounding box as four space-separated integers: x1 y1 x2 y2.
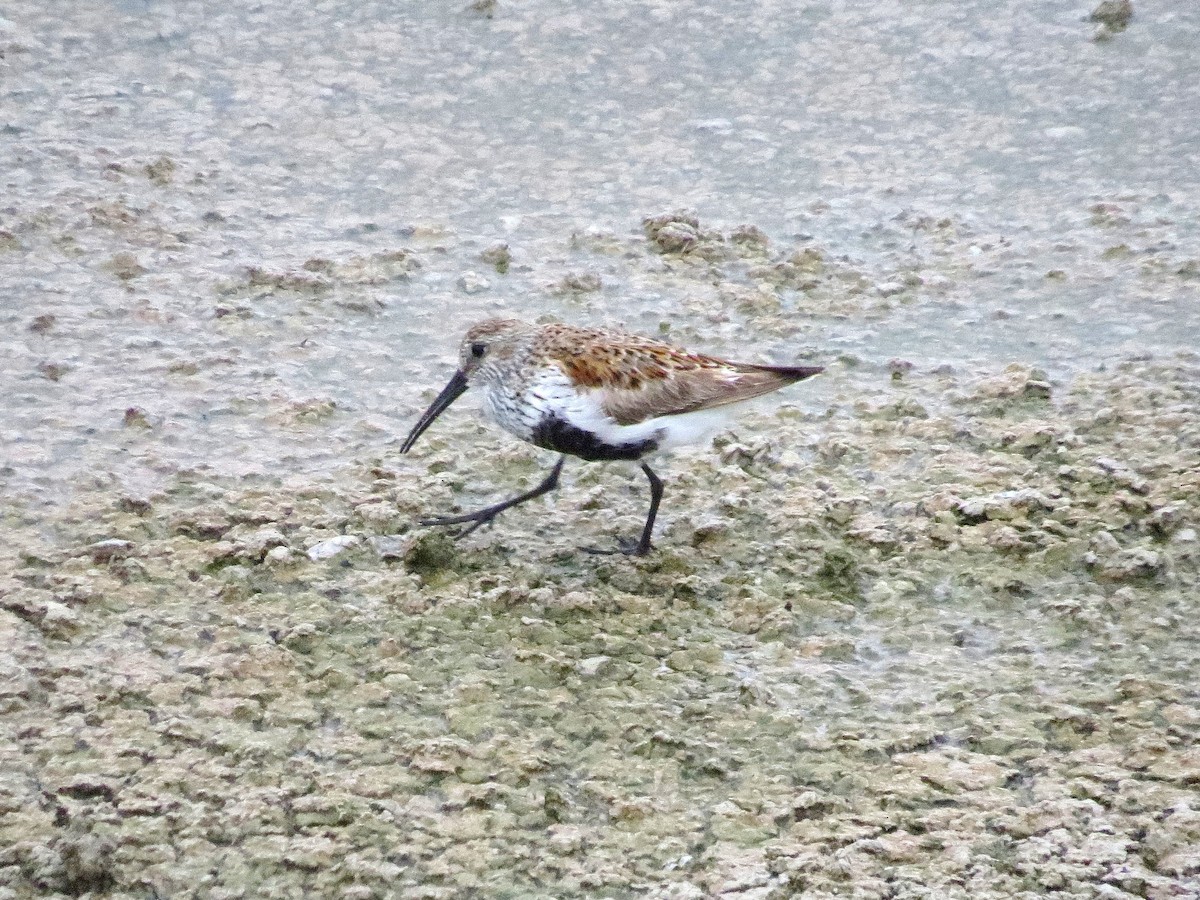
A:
306 535 361 561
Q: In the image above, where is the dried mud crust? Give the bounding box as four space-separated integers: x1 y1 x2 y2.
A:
1 357 1197 899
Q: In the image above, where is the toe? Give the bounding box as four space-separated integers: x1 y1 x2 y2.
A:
582 537 652 557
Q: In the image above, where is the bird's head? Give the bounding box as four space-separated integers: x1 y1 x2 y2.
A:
400 318 534 453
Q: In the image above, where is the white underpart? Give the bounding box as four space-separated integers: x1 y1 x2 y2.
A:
635 404 746 451
481 366 748 454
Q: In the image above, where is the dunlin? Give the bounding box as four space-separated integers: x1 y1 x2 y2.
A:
401 319 824 555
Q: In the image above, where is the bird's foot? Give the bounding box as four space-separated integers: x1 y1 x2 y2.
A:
418 509 501 540
582 536 652 557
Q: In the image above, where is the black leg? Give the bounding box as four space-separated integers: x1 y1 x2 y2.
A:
631 463 664 556
585 462 664 557
420 456 565 539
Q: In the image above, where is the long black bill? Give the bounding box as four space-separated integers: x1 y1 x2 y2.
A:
400 369 469 453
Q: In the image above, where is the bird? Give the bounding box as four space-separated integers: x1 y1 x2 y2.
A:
400 318 824 556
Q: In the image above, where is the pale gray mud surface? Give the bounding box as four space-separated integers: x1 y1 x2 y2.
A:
2 1 1200 898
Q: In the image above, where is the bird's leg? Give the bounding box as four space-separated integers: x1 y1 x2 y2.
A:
419 456 565 539
585 462 663 557
632 463 664 555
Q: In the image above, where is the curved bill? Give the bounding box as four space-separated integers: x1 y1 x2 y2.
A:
400 369 469 453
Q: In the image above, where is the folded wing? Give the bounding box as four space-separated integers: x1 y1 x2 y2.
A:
549 333 823 427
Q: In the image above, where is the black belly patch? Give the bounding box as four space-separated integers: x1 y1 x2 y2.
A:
531 415 657 462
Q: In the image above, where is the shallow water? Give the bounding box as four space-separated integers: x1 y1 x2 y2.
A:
4 0 1199 500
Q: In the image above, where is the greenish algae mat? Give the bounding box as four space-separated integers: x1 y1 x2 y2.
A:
2 355 1197 899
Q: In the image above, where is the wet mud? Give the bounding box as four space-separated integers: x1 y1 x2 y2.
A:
3 324 1197 897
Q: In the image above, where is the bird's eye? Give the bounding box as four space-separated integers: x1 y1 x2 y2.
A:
470 342 487 359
